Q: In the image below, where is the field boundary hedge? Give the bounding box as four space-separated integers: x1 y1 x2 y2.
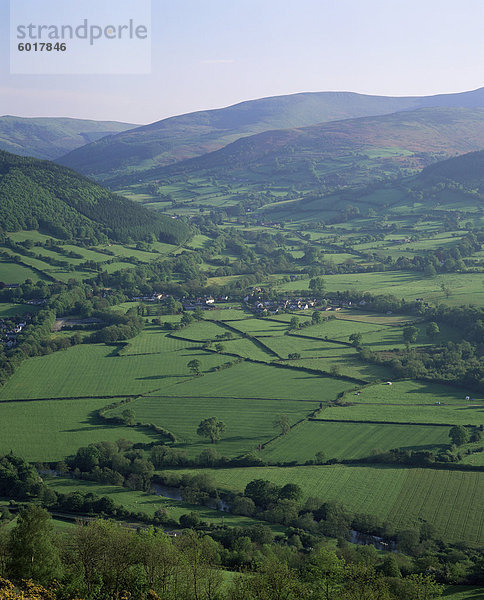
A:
309 417 476 428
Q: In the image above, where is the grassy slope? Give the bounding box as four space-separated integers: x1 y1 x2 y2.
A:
0 397 155 461
262 420 450 462
107 395 317 457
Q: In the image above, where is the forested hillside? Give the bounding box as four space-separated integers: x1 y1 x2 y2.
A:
0 150 191 244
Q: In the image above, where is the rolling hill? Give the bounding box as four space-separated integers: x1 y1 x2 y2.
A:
0 116 137 161
57 87 484 181
111 107 484 195
0 150 190 244
263 147 484 223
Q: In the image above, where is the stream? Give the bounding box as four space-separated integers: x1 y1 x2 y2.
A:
151 483 395 550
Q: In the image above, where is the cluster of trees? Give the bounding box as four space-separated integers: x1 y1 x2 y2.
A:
0 281 92 385
0 505 462 600
66 440 155 491
361 340 484 391
87 308 144 344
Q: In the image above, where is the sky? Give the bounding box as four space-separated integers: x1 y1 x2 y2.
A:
0 0 483 125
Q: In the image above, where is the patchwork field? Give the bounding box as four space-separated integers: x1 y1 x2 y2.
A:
340 380 483 405
107 396 317 457
1 302 483 549
0 343 228 400
316 403 484 426
146 360 353 402
262 420 450 463
0 397 155 461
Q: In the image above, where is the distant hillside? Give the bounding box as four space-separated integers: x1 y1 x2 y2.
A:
0 116 137 160
0 151 190 244
57 87 484 181
418 150 484 187
114 107 484 194
263 146 484 224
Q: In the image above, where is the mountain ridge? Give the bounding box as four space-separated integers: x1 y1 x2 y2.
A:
57 87 484 181
109 107 484 192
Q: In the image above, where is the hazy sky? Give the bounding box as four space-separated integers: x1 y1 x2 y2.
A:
1 0 483 124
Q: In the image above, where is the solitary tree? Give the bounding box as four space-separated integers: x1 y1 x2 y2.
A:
312 310 322 325
403 326 419 345
273 414 290 435
214 343 225 353
449 425 470 446
288 317 299 330
315 450 325 464
440 282 452 298
197 417 226 444
187 359 201 376
121 408 135 426
349 332 362 347
309 277 325 293
330 365 340 377
7 505 63 585
426 322 440 340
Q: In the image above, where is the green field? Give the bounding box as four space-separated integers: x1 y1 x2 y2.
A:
316 403 484 426
169 320 229 342
0 343 228 400
224 318 288 337
0 260 46 283
294 319 394 342
341 380 483 405
120 326 197 355
146 360 354 402
0 397 154 461
443 586 484 600
179 465 484 543
219 337 274 362
108 395 317 457
262 420 450 463
292 354 393 381
0 302 38 317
